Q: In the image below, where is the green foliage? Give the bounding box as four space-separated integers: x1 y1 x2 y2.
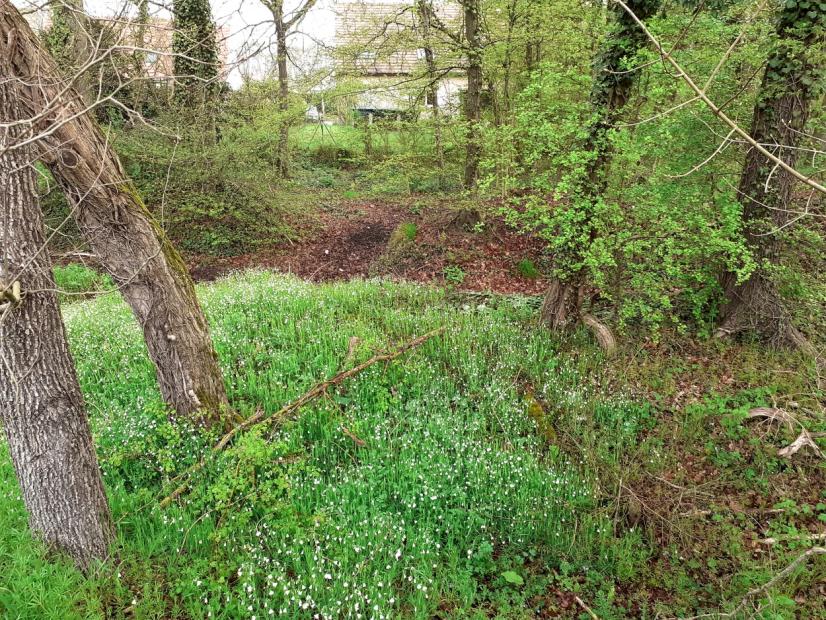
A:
443 264 466 284
491 5 781 334
399 221 418 241
516 258 540 279
114 113 304 256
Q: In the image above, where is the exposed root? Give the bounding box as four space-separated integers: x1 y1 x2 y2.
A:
778 428 824 459
581 313 617 357
747 407 797 430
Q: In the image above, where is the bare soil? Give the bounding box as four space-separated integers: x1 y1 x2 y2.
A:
187 199 548 295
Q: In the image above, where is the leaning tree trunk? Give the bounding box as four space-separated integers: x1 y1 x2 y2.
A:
716 1 823 348
0 79 113 571
462 0 482 189
274 1 291 178
1 0 229 426
540 0 661 333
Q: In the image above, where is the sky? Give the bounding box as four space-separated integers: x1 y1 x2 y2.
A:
18 0 341 87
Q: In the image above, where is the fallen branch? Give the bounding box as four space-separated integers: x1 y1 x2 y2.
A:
159 327 445 508
574 595 600 620
676 547 826 619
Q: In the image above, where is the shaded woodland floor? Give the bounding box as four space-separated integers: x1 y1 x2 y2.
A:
186 199 548 295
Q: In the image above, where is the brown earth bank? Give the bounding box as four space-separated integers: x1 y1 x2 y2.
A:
185 199 549 295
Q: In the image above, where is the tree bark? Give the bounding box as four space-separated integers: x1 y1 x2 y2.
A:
416 0 445 172
540 0 661 330
0 78 113 571
462 0 482 189
274 0 291 178
716 2 823 348
1 0 229 426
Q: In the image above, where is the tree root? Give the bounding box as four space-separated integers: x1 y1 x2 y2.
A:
581 313 617 357
159 327 445 508
540 280 617 356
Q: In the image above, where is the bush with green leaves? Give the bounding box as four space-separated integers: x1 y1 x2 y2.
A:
487 4 820 336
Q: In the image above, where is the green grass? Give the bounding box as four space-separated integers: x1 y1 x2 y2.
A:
1 271 821 619
0 272 644 618
52 264 114 302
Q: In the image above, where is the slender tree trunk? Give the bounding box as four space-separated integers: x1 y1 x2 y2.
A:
0 78 113 571
716 2 823 347
1 1 229 426
131 0 149 112
416 0 444 171
540 0 661 330
463 0 482 189
274 0 290 178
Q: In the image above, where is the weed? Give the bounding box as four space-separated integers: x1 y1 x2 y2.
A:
516 258 540 279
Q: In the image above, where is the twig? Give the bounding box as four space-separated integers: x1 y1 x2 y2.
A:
574 595 600 620
676 547 826 619
159 327 445 508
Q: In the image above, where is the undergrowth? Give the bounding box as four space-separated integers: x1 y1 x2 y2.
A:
0 271 822 619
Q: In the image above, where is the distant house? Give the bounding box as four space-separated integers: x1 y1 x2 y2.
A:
333 0 465 117
22 8 229 84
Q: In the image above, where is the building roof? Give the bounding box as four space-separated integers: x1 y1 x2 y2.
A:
334 0 461 76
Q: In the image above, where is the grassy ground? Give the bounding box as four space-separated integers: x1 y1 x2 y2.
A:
1 270 823 619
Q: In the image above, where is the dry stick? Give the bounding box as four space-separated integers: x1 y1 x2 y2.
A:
574 595 600 620
677 547 826 620
159 327 446 508
612 0 826 197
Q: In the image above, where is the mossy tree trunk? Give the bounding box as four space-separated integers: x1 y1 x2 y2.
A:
1 1 229 427
716 1 824 348
0 65 114 571
540 0 662 330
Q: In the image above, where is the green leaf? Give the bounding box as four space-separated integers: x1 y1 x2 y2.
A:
502 571 524 586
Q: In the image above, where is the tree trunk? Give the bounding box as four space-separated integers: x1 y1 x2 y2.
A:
274 1 290 178
172 0 219 106
716 2 822 347
416 0 444 171
131 0 150 112
0 80 113 571
46 0 94 102
540 0 661 330
1 0 229 426
463 0 482 189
